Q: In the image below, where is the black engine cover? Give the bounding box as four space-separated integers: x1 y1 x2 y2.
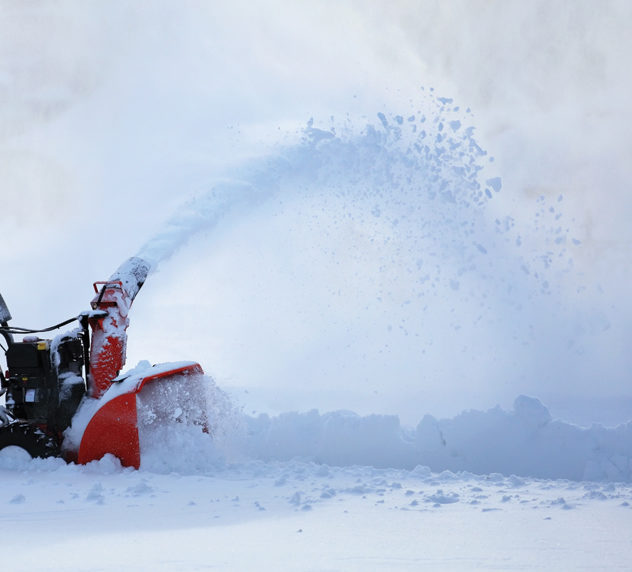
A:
4 341 54 422
3 335 86 433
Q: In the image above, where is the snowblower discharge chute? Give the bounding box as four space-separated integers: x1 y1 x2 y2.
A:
0 257 207 468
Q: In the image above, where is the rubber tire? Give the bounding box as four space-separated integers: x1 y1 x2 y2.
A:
0 422 60 459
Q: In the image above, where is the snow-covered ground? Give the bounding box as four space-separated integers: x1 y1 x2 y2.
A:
3 452 632 571
4 386 632 571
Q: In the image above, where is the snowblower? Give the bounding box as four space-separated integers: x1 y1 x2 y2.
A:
0 257 207 468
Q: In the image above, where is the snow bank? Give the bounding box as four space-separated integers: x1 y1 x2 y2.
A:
4 392 632 483
242 409 413 469
237 396 632 482
64 379 630 482
415 396 632 482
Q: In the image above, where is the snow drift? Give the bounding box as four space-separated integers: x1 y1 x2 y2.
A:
120 374 632 483
238 396 632 482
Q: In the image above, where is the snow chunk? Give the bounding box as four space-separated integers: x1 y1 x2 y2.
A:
485 176 502 192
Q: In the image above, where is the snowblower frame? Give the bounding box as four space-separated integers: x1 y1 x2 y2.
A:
0 257 206 469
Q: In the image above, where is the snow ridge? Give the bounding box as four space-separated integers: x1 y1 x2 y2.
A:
240 396 632 482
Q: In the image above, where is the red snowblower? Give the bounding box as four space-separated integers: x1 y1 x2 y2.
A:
0 257 207 468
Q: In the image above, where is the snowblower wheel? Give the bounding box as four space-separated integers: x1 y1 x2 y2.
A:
0 422 60 459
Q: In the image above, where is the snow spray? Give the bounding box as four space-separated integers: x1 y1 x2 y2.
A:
136 94 503 277
133 92 628 426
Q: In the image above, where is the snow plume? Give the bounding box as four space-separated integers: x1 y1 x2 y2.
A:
136 180 258 269
131 94 627 424
135 93 497 272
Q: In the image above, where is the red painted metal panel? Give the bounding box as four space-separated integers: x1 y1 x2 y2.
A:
77 393 141 468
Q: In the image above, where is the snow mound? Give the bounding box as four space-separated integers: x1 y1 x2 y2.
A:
239 396 632 482
4 392 632 482
414 396 632 481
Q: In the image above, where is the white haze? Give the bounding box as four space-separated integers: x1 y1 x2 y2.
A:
1 1 631 426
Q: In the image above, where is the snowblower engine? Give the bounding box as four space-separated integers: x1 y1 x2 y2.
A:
2 329 87 435
0 257 207 466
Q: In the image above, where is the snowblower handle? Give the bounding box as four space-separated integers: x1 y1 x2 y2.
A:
87 258 151 398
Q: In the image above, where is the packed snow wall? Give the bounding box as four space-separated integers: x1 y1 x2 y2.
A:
133 383 632 483
242 397 632 482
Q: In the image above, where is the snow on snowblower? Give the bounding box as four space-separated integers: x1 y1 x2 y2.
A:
0 257 208 468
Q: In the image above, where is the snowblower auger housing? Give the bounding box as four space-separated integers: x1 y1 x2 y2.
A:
0 257 207 468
